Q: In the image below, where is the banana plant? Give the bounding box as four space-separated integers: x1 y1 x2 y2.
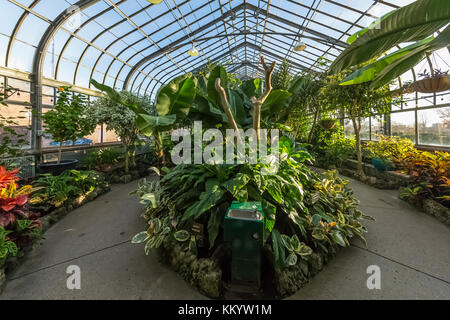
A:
331 0 450 88
90 76 196 167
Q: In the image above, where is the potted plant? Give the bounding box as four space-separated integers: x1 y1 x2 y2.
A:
411 69 450 93
39 87 95 175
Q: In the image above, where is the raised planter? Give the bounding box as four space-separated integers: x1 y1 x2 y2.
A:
401 195 450 227
37 159 78 176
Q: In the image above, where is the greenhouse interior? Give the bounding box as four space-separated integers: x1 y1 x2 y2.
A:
0 0 449 302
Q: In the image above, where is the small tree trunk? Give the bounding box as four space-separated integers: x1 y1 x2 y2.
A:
155 131 165 169
351 116 365 178
57 142 63 165
308 104 321 144
124 150 129 173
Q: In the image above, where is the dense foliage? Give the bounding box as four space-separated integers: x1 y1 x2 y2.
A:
86 91 154 172
0 167 41 267
42 87 95 164
132 146 371 272
30 170 106 213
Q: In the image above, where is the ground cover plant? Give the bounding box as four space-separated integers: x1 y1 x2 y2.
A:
30 170 106 213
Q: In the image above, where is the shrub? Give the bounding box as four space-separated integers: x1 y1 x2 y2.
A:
42 87 95 164
364 135 415 164
0 167 41 257
310 124 356 168
398 150 450 207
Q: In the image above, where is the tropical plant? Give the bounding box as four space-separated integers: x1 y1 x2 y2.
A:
332 0 450 89
81 147 122 171
0 226 18 268
131 144 371 272
42 87 95 164
30 170 104 212
0 167 41 252
320 67 398 177
90 79 184 168
86 91 153 173
364 135 415 163
398 150 450 207
311 124 356 169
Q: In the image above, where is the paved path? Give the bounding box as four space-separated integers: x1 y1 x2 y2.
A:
1 178 449 300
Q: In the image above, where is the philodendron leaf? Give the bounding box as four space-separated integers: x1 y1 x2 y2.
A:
262 199 276 232
281 234 294 251
132 232 149 244
297 243 313 256
182 183 225 222
271 229 286 270
290 234 301 252
174 230 190 242
207 207 222 249
286 252 298 266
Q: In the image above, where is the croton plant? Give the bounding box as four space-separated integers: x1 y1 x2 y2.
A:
0 166 41 267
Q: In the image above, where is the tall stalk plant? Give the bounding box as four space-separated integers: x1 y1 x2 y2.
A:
320 67 398 177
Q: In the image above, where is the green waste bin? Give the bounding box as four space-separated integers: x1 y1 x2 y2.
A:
224 201 264 291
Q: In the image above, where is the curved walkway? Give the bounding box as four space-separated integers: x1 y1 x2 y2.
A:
1 178 449 300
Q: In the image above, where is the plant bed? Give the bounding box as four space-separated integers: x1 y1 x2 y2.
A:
399 190 450 226
131 159 372 299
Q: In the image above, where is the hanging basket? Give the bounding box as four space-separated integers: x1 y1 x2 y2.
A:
409 75 450 93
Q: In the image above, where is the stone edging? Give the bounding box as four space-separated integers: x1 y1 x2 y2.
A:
157 241 222 299
402 196 450 227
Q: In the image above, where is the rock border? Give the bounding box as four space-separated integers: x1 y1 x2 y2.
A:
158 242 222 299
401 194 450 227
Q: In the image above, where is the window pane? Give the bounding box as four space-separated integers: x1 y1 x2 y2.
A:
391 111 416 143
418 107 450 147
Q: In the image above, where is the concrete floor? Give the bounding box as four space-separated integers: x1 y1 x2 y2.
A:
1 178 449 300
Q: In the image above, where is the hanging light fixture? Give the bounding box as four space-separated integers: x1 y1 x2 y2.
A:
188 44 199 57
146 0 163 4
294 38 307 52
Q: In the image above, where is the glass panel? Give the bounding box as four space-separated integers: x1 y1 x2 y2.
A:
391 111 416 143
418 107 450 147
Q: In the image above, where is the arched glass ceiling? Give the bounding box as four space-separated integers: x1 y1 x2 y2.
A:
0 0 420 100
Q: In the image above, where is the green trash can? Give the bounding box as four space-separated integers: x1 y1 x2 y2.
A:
224 201 264 292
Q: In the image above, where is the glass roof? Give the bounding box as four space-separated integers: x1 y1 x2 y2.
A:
0 0 416 98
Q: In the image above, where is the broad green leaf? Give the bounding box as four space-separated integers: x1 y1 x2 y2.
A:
222 173 250 197
271 229 286 269
347 10 397 44
340 37 434 86
331 231 347 247
370 25 450 88
174 230 190 242
207 66 228 107
261 90 292 118
262 199 276 232
286 252 298 266
182 185 225 222
156 74 196 118
226 89 247 125
331 0 450 74
132 232 149 244
240 78 262 99
207 207 222 249
281 234 294 251
290 234 301 252
297 243 313 256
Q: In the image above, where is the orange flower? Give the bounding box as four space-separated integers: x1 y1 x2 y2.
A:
58 87 64 92
329 222 337 228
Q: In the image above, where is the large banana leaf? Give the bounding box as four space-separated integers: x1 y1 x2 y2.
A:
370 25 450 89
90 79 177 134
155 74 197 119
340 37 435 85
346 10 397 44
330 0 450 74
240 78 263 99
261 89 292 118
207 65 228 107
